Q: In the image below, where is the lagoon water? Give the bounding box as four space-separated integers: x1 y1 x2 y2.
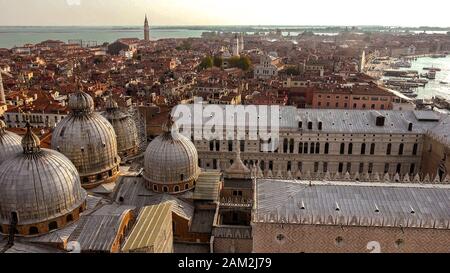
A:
0 26 207 48
403 56 450 100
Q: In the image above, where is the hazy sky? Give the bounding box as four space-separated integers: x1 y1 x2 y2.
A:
0 0 449 27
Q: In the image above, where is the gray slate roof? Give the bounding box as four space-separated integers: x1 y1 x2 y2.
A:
254 179 450 229
174 105 446 135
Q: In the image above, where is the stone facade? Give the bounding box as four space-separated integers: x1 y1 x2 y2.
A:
252 223 450 253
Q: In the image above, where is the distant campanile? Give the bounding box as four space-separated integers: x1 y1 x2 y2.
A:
144 14 150 41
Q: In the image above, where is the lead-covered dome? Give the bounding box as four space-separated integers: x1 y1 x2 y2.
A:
52 89 120 189
101 96 140 161
144 117 200 193
0 120 22 165
0 124 87 237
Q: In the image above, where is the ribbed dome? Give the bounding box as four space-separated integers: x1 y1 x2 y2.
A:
0 125 86 236
143 117 200 193
0 120 22 165
102 97 140 160
52 91 120 188
68 91 95 114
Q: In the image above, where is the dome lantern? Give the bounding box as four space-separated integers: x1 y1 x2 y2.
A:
22 122 41 154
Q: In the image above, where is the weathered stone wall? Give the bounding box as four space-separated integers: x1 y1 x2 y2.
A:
253 223 450 253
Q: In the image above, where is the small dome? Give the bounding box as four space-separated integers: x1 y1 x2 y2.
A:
143 117 200 193
102 97 140 160
68 91 94 114
0 125 87 236
52 91 120 188
0 120 22 165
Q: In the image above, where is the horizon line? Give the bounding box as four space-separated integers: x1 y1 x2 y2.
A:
1 24 450 28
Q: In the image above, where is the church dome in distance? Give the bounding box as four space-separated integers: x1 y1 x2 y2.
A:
51 87 120 189
0 123 87 237
143 116 200 193
0 119 22 165
101 96 140 161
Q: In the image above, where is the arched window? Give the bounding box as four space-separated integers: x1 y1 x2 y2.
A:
299 143 303 154
180 174 184 181
412 143 418 156
310 143 315 154
48 221 58 231
29 226 39 235
163 186 169 193
370 143 375 155
324 143 329 154
153 184 158 192
174 186 180 192
361 143 366 155
348 143 353 155
398 144 404 155
304 143 308 154
185 184 189 190
66 214 73 223
315 143 320 154
386 143 392 155
283 139 288 153
340 143 345 155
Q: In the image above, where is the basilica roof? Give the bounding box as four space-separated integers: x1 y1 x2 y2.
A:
0 119 22 165
0 124 87 227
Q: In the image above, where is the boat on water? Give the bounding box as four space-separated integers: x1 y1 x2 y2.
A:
421 70 436 80
423 66 442 71
404 93 418 98
432 96 450 110
440 81 448 85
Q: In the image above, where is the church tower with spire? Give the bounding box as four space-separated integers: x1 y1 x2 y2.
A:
144 14 150 41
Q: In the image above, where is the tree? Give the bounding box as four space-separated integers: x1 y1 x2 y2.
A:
198 56 213 70
213 56 223 67
227 56 252 71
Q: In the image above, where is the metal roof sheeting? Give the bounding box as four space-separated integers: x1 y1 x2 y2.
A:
255 179 450 229
69 204 135 252
122 202 172 252
193 171 221 201
174 105 447 135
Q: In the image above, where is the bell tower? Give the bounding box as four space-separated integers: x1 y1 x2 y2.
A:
144 14 150 41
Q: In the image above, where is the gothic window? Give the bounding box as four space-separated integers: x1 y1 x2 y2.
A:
412 143 418 156
348 143 353 155
370 143 375 155
361 143 366 155
324 143 329 154
340 143 345 155
386 143 392 155
398 144 404 155
315 143 320 154
299 143 303 154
